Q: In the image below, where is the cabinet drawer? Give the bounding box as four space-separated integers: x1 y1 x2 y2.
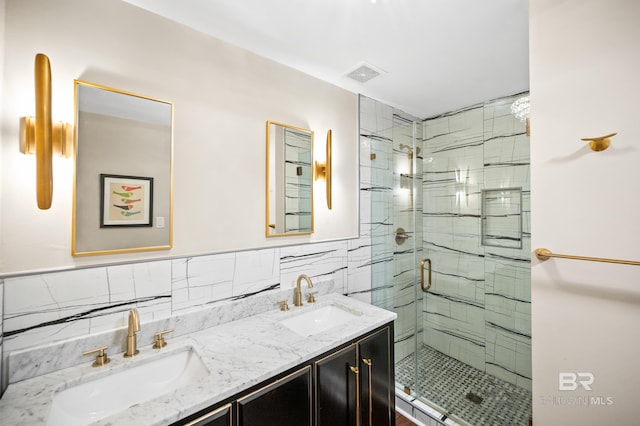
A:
237 365 312 426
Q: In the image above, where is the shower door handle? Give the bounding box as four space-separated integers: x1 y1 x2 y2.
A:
420 258 432 292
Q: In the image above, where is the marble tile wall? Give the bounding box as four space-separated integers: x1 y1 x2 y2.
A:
422 93 531 390
360 95 425 365
359 96 394 311
482 94 531 389
360 96 418 364
423 104 487 371
0 238 373 392
392 113 424 364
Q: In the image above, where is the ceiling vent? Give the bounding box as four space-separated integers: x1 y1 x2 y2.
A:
346 62 386 83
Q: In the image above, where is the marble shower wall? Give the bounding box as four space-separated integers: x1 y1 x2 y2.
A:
422 93 531 390
359 95 423 364
392 114 424 364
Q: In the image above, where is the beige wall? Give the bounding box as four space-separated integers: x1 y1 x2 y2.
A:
531 0 640 423
0 0 358 274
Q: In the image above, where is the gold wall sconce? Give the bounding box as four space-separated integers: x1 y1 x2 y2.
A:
19 53 72 210
581 132 617 152
314 129 332 209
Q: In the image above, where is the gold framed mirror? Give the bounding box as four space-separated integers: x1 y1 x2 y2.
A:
265 120 314 237
72 80 173 256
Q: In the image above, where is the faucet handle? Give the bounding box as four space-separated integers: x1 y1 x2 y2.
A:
277 299 290 311
153 328 174 349
83 345 110 367
307 292 318 303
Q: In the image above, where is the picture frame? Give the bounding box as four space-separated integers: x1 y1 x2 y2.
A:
100 174 153 227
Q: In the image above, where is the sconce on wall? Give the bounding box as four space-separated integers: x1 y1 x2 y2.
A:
19 53 72 210
314 129 332 209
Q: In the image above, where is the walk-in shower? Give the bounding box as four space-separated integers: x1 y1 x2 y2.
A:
361 93 532 425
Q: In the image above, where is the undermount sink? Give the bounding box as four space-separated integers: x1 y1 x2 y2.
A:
47 347 209 426
280 304 362 337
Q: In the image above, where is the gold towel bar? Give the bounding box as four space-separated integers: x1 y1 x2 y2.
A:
535 248 640 266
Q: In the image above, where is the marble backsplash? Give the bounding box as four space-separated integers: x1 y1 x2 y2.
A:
0 238 374 392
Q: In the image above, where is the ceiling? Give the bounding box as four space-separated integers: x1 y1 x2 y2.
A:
122 0 529 119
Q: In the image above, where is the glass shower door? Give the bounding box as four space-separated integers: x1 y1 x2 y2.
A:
365 94 532 425
416 97 532 425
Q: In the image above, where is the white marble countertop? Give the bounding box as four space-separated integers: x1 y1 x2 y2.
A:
0 293 396 425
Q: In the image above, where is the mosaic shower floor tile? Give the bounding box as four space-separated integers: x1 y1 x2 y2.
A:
396 345 532 426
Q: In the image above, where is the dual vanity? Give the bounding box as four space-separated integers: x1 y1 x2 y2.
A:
0 292 396 425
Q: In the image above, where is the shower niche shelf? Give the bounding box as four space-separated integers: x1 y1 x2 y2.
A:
481 187 523 249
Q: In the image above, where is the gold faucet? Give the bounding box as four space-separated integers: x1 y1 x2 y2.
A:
294 274 314 307
124 308 140 357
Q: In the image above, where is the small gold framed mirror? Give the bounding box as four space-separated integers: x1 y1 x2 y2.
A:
265 120 314 237
72 80 173 256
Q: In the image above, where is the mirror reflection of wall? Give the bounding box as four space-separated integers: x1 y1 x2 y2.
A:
72 81 173 255
266 121 313 237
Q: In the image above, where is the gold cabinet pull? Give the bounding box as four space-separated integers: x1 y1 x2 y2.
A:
350 365 361 426
362 358 373 426
420 258 432 292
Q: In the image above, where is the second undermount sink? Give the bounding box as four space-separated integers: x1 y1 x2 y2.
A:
47 346 209 426
280 304 362 337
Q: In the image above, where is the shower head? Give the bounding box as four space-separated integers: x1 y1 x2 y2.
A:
399 144 420 159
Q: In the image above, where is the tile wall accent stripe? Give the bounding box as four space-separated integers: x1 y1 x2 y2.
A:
4 295 171 338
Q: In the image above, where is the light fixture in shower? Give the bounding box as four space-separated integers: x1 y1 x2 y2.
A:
454 166 469 208
510 95 530 136
346 62 386 83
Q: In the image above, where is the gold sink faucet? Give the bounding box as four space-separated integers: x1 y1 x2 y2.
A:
294 274 313 307
124 308 140 357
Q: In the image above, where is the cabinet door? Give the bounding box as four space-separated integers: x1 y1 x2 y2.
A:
315 344 359 426
182 403 232 426
359 327 393 426
236 365 312 426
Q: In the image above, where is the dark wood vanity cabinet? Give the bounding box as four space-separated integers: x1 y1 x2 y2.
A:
180 403 232 426
236 366 312 425
172 323 393 426
315 344 359 425
315 326 394 426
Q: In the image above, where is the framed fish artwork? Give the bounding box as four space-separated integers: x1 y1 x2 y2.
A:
100 174 153 227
